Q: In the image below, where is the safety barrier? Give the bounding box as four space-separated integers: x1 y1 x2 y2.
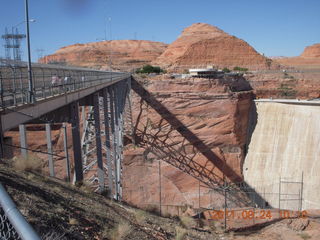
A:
0 183 40 240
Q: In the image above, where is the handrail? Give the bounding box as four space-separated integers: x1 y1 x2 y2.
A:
0 61 130 109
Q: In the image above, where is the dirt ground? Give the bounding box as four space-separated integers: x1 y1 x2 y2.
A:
0 163 319 240
0 163 218 239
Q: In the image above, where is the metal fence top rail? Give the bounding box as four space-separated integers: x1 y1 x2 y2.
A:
255 98 320 106
0 58 124 73
0 183 40 240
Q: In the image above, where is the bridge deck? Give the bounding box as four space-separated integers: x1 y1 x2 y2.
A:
0 62 130 131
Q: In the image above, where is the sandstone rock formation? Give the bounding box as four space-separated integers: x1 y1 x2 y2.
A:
275 43 320 69
122 74 254 213
153 23 277 71
246 71 320 99
40 40 168 71
301 43 320 58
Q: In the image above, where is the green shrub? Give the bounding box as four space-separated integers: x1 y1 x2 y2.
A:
136 65 165 74
277 83 297 97
222 67 231 73
233 66 248 72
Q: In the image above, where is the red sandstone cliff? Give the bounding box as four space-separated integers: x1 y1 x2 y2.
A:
122 75 254 213
39 40 168 71
153 23 277 71
275 43 320 69
41 23 279 73
249 43 320 99
301 43 320 58
4 74 255 214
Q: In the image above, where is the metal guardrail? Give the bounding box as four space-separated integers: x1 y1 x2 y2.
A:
0 183 40 240
0 59 130 109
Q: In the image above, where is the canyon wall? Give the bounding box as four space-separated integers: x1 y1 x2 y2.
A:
301 43 320 58
39 40 168 71
122 75 254 213
245 71 320 99
244 101 320 210
275 43 320 69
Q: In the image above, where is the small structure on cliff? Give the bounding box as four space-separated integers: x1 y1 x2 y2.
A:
189 68 224 78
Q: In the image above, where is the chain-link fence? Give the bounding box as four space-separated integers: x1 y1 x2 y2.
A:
126 170 304 218
0 183 40 240
0 207 21 240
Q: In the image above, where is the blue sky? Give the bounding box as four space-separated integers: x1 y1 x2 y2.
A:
1 0 319 61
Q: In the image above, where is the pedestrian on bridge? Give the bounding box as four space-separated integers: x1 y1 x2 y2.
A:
64 76 70 91
51 74 58 86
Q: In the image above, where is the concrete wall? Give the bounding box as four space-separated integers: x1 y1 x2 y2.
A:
244 101 320 210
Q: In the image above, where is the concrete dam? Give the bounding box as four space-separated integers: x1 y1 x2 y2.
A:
244 99 320 210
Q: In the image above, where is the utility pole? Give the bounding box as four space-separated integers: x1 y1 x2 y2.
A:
25 0 34 103
198 180 201 223
300 171 304 211
159 160 162 216
108 17 112 73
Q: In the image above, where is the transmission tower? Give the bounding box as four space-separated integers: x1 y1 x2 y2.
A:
2 27 26 61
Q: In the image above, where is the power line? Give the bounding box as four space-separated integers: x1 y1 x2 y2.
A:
3 143 66 159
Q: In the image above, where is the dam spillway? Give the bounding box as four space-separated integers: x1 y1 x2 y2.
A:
244 99 320 210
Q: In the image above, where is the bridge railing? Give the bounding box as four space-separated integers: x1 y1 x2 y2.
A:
0 60 129 109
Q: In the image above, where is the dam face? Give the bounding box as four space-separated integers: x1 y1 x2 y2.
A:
244 100 320 210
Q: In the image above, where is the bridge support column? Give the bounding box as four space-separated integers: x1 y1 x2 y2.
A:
70 101 83 184
19 124 27 158
116 81 126 201
45 123 55 177
93 92 105 192
112 80 128 201
103 88 113 198
109 86 118 200
113 86 121 201
63 123 71 182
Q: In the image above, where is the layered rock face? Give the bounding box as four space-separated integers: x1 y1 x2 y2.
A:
122 75 254 213
40 40 168 71
275 43 320 69
301 43 320 58
245 71 320 99
246 43 320 99
153 23 276 71
40 23 280 72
